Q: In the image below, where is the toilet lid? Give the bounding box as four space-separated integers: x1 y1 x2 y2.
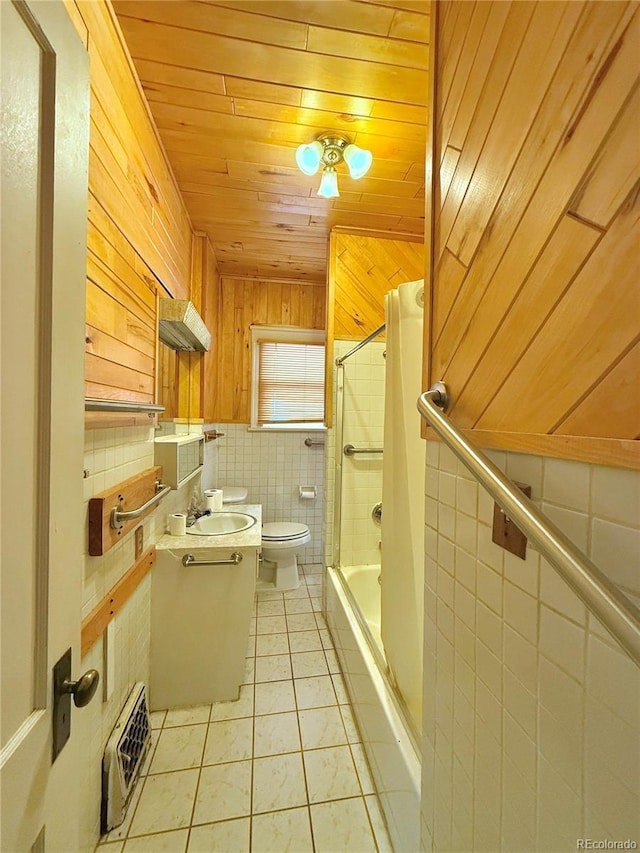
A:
262 522 310 541
222 486 248 503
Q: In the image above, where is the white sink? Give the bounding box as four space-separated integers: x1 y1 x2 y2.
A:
186 512 256 536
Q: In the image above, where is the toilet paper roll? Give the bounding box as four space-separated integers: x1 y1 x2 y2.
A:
299 485 317 500
204 488 223 511
169 513 187 536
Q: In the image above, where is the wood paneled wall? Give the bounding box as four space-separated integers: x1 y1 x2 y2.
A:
203 277 325 423
427 0 639 468
67 0 195 420
325 228 425 425
158 234 219 423
329 229 425 341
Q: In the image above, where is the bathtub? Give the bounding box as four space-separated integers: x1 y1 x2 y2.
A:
325 565 421 853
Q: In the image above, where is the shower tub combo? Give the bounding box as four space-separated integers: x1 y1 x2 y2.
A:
325 286 426 853
325 564 421 853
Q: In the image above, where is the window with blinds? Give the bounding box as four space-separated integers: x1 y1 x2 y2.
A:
250 326 325 428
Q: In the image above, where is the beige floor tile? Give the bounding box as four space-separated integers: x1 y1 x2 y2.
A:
123 828 188 852
209 684 254 722
97 843 124 852
129 770 199 837
339 704 361 743
291 651 329 679
319 629 334 650
298 706 348 750
243 657 255 684
246 634 256 657
324 648 341 673
149 711 166 730
351 743 375 795
255 653 292 683
203 717 253 765
330 673 349 704
248 617 256 636
187 817 250 852
286 613 318 632
283 585 311 600
314 614 328 631
303 745 361 803
192 761 252 825
311 597 323 612
255 632 289 657
252 752 308 813
365 794 393 852
251 807 313 853
288 630 323 653
254 711 301 757
310 797 377 852
257 598 285 617
163 706 210 728
294 676 337 710
305 576 323 588
149 725 207 774
256 615 287 635
284 598 314 615
256 589 284 601
255 680 296 716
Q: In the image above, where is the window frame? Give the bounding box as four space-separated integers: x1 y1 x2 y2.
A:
250 324 326 431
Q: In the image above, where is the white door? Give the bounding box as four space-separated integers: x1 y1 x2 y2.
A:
0 1 90 849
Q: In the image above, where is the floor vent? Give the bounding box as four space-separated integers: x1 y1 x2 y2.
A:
101 682 151 833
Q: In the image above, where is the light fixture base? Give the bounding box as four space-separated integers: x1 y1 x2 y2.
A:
317 132 350 167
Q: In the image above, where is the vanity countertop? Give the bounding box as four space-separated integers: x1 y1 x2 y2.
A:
156 504 262 550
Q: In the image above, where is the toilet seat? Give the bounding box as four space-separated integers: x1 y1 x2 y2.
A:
262 522 310 543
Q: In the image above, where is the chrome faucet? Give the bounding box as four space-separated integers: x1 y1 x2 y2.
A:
186 506 211 527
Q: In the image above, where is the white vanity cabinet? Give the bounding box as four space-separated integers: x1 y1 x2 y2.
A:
150 506 261 710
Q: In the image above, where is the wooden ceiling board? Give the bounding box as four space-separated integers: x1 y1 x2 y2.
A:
113 0 429 282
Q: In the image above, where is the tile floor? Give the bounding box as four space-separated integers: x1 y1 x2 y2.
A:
97 564 392 852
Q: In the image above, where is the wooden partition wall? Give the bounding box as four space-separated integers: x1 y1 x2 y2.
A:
67 0 194 421
202 276 326 423
426 0 639 468
325 229 425 426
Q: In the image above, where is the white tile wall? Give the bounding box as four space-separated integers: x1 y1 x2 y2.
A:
325 340 386 568
203 423 326 563
80 425 201 852
421 443 640 851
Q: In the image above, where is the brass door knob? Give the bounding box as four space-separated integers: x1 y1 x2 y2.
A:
63 669 100 707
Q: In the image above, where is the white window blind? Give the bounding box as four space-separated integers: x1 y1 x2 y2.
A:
256 340 325 424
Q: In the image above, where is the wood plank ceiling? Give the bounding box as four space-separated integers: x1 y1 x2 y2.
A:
113 0 429 283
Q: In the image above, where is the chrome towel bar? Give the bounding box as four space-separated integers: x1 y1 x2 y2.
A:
182 552 243 567
304 438 325 447
344 444 383 456
417 382 640 667
110 483 171 530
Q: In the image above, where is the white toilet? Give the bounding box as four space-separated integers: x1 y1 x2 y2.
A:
220 487 310 590
261 522 311 590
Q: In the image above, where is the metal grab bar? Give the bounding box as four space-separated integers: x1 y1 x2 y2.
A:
304 438 325 448
110 483 171 530
344 444 383 456
182 552 243 567
85 397 165 414
417 383 640 667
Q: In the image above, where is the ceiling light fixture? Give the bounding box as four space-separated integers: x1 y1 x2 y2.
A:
295 132 372 198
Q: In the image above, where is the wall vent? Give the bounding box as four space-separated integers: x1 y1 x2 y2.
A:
101 682 151 833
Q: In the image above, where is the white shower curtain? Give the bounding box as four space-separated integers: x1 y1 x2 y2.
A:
381 279 425 735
